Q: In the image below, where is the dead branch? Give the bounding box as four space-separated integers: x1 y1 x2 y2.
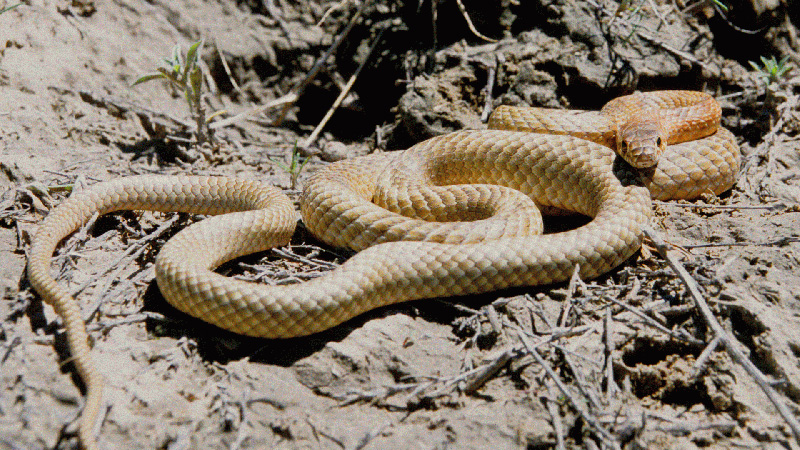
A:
453 0 497 43
77 89 194 130
603 306 617 400
212 38 243 96
560 350 602 411
208 93 297 130
604 295 703 345
461 347 514 394
317 0 353 26
302 25 386 148
651 201 786 211
82 215 182 321
480 56 498 122
274 0 370 126
636 32 719 77
682 236 800 250
544 386 567 450
86 311 167 332
271 246 340 270
517 329 621 450
644 226 800 444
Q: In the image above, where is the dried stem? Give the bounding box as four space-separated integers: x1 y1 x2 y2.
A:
517 329 621 450
302 26 386 147
644 226 800 444
274 0 370 126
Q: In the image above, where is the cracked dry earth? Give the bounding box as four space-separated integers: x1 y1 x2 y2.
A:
2 1 800 450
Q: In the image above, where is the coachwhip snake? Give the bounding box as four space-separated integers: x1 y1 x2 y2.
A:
27 90 740 449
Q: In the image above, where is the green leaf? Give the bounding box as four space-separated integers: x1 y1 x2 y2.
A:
171 44 182 66
189 67 202 97
298 155 310 172
0 3 22 14
186 40 203 66
778 56 792 74
270 157 289 172
132 73 166 86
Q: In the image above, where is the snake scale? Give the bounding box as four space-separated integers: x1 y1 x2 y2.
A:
27 90 740 449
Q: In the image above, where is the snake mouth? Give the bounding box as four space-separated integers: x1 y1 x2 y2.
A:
622 142 661 168
618 124 667 168
617 137 663 169
614 109 668 168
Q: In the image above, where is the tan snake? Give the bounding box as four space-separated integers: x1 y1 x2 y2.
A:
27 90 740 449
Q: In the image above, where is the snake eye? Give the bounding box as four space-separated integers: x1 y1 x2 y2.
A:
656 137 663 147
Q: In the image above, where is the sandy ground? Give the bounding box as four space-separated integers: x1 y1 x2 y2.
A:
2 1 800 449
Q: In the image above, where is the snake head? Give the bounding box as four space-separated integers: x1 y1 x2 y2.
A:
616 120 668 168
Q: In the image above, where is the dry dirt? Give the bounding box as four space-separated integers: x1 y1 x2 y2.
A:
2 1 800 449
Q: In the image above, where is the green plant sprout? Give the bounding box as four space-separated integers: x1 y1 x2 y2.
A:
133 40 217 144
271 144 310 190
619 2 645 42
711 0 728 12
0 3 22 14
749 55 792 86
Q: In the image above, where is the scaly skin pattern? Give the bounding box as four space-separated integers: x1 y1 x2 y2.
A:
27 90 739 449
489 90 724 168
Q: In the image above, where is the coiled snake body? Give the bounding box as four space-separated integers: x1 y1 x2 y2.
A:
27 90 740 449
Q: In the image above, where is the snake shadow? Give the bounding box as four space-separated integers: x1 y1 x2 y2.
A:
140 280 478 367
139 280 538 367
140 278 353 367
142 279 516 367
140 213 600 368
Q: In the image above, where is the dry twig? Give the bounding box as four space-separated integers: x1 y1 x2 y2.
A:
603 306 616 400
682 236 800 249
651 200 786 211
480 56 498 122
461 347 514 394
77 89 194 130
644 226 800 444
274 0 370 125
636 32 719 76
302 25 386 147
82 215 182 321
517 329 621 450
453 0 497 43
604 295 702 345
544 386 567 450
208 93 297 130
